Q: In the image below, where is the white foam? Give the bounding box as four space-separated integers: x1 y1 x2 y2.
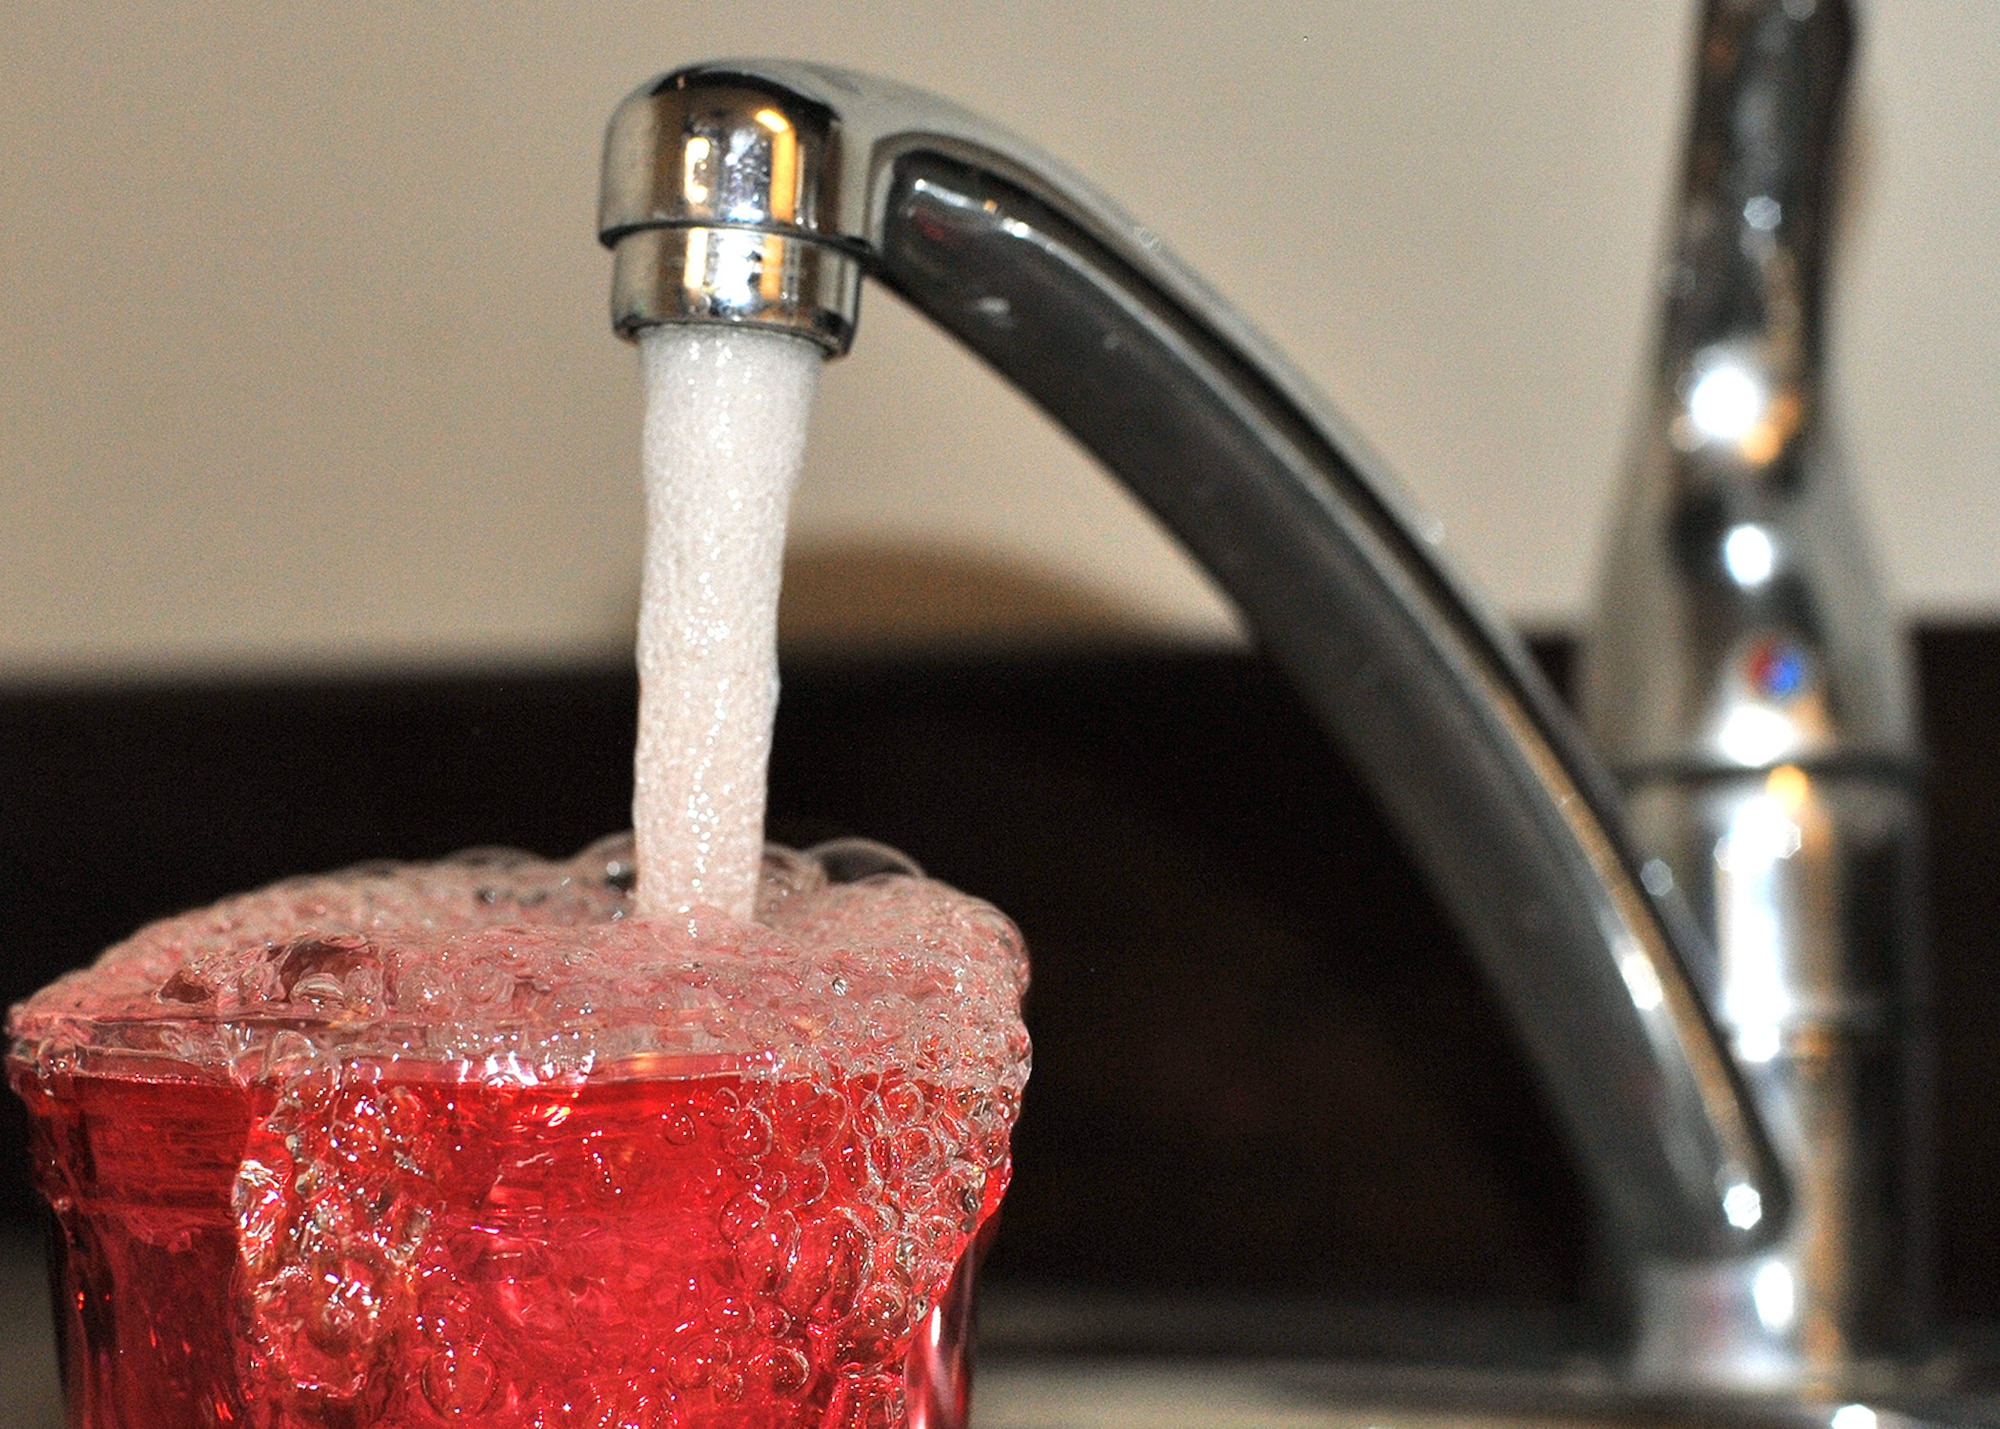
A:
634 327 821 920
9 837 1033 1099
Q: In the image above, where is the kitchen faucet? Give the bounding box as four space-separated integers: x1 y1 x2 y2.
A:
592 44 1870 1398
1583 0 1926 1396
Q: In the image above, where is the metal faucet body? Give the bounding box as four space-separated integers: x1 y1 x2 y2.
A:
598 56 1788 1371
1582 0 1927 1395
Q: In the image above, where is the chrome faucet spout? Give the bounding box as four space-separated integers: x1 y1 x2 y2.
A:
597 59 1784 1268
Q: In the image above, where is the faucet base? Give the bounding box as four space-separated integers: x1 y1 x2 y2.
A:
1633 1257 1917 1400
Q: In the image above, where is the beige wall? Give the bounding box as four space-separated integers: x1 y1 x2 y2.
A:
2 2 1995 680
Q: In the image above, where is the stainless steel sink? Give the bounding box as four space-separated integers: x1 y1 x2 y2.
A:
966 1288 1999 1429
973 1361 1961 1429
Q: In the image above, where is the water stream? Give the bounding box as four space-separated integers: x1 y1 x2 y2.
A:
633 326 821 920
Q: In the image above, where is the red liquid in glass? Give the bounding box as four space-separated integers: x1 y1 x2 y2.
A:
16 1060 1007 1429
9 843 1028 1427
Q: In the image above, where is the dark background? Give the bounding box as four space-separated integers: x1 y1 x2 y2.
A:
2 628 1994 1356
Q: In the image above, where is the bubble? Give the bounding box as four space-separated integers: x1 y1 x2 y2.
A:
856 1280 912 1336
155 968 213 1006
735 1210 798 1293
720 1192 770 1243
420 1338 498 1420
707 1294 752 1332
789 1157 831 1208
808 839 924 884
668 1338 726 1391
756 1344 812 1395
896 1127 944 1179
755 844 827 916
660 1110 698 1146
879 1081 924 1127
577 831 639 895
584 1136 635 1204
726 1108 774 1158
782 1213 872 1324
826 1369 904 1429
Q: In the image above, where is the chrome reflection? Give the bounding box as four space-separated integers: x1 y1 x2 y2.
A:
1637 758 1922 1387
1723 1180 1765 1232
1623 764 1921 1392
1753 1257 1798 1334
611 224 861 351
1683 352 1769 448
1714 766 1812 1063
601 72 860 352
1706 639 1829 770
1723 524 1778 588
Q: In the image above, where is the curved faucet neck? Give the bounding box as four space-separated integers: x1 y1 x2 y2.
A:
599 54 1787 1276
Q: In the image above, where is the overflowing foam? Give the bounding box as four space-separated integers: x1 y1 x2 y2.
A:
634 327 821 920
10 836 1030 1096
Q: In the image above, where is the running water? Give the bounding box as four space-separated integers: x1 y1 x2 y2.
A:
635 327 821 920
